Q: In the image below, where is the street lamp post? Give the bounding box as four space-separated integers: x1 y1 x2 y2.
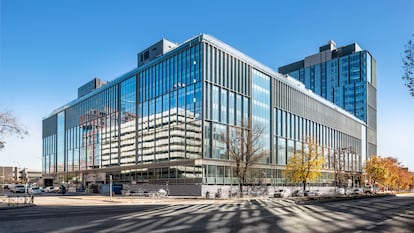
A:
1 167 4 193
109 175 113 201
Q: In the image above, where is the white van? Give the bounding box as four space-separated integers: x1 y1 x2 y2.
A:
10 184 26 193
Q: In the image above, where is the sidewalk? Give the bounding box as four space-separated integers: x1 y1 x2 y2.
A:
27 193 252 207
3 192 404 209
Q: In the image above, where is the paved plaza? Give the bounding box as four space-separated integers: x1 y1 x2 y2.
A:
0 193 413 233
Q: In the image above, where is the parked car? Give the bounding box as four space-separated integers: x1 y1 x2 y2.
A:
353 188 364 195
336 188 345 195
345 189 354 196
291 190 304 197
363 186 374 194
10 184 26 193
304 190 316 197
44 186 55 193
274 189 291 198
314 190 323 196
29 187 42 194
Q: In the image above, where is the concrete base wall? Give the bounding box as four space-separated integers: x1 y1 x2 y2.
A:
119 183 202 196
202 185 335 198
103 183 336 197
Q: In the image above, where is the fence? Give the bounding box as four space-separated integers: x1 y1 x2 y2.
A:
0 195 34 208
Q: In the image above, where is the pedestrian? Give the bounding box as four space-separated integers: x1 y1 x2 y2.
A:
60 185 66 195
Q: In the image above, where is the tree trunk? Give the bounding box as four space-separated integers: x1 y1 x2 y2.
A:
239 182 243 197
239 176 244 197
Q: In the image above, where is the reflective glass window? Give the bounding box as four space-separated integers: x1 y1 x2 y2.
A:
277 137 286 165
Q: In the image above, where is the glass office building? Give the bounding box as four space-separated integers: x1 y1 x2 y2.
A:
278 40 377 159
43 35 370 196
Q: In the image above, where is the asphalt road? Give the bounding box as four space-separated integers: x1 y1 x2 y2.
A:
0 194 413 233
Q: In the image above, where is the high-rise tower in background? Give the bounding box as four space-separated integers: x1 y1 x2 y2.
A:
278 41 377 158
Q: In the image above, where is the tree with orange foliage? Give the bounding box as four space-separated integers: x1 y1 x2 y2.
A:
397 168 413 191
364 155 387 187
284 137 325 191
365 156 414 191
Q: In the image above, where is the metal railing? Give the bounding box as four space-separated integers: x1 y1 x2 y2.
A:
0 195 34 208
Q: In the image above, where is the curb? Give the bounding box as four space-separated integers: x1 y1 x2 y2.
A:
0 204 36 210
296 194 396 205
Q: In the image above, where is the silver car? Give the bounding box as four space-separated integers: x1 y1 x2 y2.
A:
29 187 42 194
11 184 26 193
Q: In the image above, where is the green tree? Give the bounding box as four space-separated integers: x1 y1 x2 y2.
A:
402 35 414 96
0 110 28 149
283 137 325 191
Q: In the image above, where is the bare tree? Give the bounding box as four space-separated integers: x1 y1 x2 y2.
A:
221 121 267 197
331 146 360 191
0 110 28 149
332 148 347 189
402 35 414 96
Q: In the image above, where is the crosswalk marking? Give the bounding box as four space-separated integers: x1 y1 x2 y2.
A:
164 215 194 227
150 225 192 233
210 212 224 221
221 211 236 220
186 214 208 224
2 196 413 233
138 216 173 233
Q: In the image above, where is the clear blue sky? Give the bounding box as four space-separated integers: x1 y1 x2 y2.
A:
1 0 413 171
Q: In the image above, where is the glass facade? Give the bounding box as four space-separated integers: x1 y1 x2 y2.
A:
43 35 369 190
279 41 377 159
285 51 374 124
252 70 271 162
57 112 65 172
273 107 361 172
